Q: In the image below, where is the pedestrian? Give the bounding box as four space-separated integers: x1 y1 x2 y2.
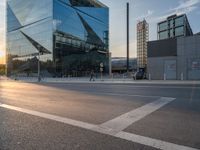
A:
90 70 95 81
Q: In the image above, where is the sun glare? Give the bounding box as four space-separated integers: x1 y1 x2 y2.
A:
0 51 5 57
0 51 5 64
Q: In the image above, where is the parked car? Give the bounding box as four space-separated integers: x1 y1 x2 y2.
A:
133 71 145 80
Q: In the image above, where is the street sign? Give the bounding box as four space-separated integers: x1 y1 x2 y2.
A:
100 68 103 72
100 63 104 68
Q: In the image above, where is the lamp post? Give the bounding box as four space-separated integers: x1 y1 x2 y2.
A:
38 51 41 82
37 45 41 82
127 2 130 73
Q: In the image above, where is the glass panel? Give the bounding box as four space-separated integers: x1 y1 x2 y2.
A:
159 21 168 31
169 20 173 28
175 16 184 27
53 0 109 76
175 26 184 36
170 29 173 38
159 31 168 40
7 0 54 77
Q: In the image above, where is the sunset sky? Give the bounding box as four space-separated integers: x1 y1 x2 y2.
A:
0 0 200 64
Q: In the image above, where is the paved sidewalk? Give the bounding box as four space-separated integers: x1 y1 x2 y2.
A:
3 76 200 85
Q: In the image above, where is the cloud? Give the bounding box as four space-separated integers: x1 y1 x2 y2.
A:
171 0 200 11
148 0 200 23
0 0 5 6
169 0 200 15
136 10 154 21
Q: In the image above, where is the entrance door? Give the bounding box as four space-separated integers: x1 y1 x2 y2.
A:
188 58 200 80
164 60 177 80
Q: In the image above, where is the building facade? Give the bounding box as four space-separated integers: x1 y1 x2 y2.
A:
137 19 149 69
147 35 200 80
158 14 193 40
6 0 109 77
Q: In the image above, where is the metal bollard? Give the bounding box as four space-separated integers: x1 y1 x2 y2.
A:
164 73 166 80
181 73 184 81
149 74 151 80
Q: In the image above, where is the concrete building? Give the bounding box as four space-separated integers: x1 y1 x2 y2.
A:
158 14 193 40
147 34 200 80
6 0 109 77
137 19 149 69
148 14 199 80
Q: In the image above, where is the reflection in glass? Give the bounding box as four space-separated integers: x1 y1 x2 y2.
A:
7 0 109 77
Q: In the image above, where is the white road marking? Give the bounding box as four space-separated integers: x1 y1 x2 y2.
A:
0 103 96 130
82 91 160 98
0 98 198 150
111 84 200 89
94 97 175 135
116 132 198 150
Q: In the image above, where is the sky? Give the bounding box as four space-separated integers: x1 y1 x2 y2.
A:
0 0 200 64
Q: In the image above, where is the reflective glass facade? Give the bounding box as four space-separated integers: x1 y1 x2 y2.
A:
157 14 193 40
6 0 109 77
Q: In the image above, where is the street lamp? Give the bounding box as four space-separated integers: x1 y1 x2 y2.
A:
37 45 41 82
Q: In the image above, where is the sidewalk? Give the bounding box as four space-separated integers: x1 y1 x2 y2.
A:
5 77 200 85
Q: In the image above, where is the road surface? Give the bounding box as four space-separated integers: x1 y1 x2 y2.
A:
0 80 200 150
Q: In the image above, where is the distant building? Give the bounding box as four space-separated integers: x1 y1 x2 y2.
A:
137 19 149 69
147 14 200 80
148 34 200 80
112 57 137 73
6 0 109 77
158 14 193 40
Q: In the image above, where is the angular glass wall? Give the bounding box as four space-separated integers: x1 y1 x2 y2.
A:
6 0 53 77
53 0 109 76
7 0 109 77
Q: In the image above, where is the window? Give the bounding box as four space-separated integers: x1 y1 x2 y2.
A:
170 20 173 28
175 27 184 37
159 31 168 40
175 16 184 27
170 29 174 38
159 21 168 31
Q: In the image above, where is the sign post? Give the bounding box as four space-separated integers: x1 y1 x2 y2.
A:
100 63 104 81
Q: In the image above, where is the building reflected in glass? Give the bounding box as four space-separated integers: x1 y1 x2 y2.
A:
6 0 109 77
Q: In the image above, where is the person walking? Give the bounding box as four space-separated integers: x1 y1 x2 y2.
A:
90 70 95 81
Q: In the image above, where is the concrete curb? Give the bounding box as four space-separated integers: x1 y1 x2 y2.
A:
3 77 200 85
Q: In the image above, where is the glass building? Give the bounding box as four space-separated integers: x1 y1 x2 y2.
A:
6 0 109 77
158 14 193 40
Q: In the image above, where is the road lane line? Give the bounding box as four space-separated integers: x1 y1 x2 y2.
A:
94 97 175 135
1 98 198 150
116 131 198 150
81 91 160 98
0 103 96 130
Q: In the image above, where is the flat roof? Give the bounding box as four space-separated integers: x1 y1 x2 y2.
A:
90 0 108 8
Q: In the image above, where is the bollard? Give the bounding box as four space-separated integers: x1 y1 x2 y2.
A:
164 73 166 80
149 74 151 80
181 73 184 81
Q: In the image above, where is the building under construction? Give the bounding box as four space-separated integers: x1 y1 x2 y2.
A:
137 19 149 70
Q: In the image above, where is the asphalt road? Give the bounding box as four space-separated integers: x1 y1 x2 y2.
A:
0 80 200 150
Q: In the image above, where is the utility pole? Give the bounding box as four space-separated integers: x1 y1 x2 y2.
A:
127 2 130 73
37 45 41 82
38 51 41 82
